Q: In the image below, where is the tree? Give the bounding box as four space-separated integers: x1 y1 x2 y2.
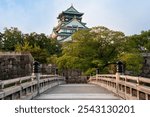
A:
24 32 61 55
0 26 146 75
127 30 150 52
122 30 150 75
119 53 143 75
0 32 3 50
15 41 32 52
30 45 49 63
2 27 24 51
15 41 49 63
140 30 150 51
57 26 126 75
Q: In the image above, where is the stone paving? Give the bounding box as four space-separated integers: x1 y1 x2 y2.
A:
35 84 120 100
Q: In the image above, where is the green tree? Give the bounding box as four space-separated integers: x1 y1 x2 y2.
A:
127 30 150 52
13 30 61 64
57 26 126 75
30 45 49 63
2 27 24 51
122 30 150 75
0 32 3 50
24 32 61 55
15 42 49 63
119 53 143 75
15 41 32 52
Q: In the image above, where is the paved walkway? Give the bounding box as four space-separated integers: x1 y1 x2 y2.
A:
35 84 120 100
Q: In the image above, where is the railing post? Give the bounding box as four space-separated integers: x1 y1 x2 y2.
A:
33 61 40 96
116 73 120 94
146 94 149 100
18 79 23 99
35 73 40 95
0 81 3 92
96 74 98 83
137 77 140 99
116 61 123 95
95 68 99 84
124 76 127 99
0 81 4 99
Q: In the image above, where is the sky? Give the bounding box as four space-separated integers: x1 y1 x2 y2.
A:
0 0 150 36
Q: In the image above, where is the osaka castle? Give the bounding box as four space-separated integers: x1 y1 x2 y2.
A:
51 5 88 42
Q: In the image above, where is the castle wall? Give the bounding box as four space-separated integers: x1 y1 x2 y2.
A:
0 52 34 80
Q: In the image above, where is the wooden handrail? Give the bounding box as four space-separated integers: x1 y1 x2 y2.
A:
0 75 65 99
89 74 150 100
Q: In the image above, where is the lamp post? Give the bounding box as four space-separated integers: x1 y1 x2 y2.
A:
116 61 124 74
96 68 100 74
116 61 124 94
33 61 40 95
55 67 58 75
48 64 52 74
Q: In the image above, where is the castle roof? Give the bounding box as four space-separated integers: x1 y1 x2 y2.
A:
58 5 84 19
63 5 83 14
61 17 87 28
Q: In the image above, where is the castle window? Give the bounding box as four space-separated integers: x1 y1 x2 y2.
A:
67 26 72 28
70 30 75 33
72 25 78 28
65 18 69 21
63 29 67 32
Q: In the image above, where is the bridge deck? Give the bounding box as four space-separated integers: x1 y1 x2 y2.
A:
35 84 121 100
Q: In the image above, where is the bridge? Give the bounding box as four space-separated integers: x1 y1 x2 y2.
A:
0 73 150 100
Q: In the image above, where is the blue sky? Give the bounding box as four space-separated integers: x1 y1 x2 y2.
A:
0 0 150 35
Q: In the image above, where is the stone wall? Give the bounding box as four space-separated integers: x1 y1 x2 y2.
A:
40 64 58 75
61 69 86 83
141 53 150 78
0 52 33 80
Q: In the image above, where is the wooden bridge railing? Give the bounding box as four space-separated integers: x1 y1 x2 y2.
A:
0 75 65 100
89 74 150 100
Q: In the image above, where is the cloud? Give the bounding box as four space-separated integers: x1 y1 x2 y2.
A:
0 0 150 35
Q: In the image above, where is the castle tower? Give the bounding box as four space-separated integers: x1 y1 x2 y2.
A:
51 5 88 42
